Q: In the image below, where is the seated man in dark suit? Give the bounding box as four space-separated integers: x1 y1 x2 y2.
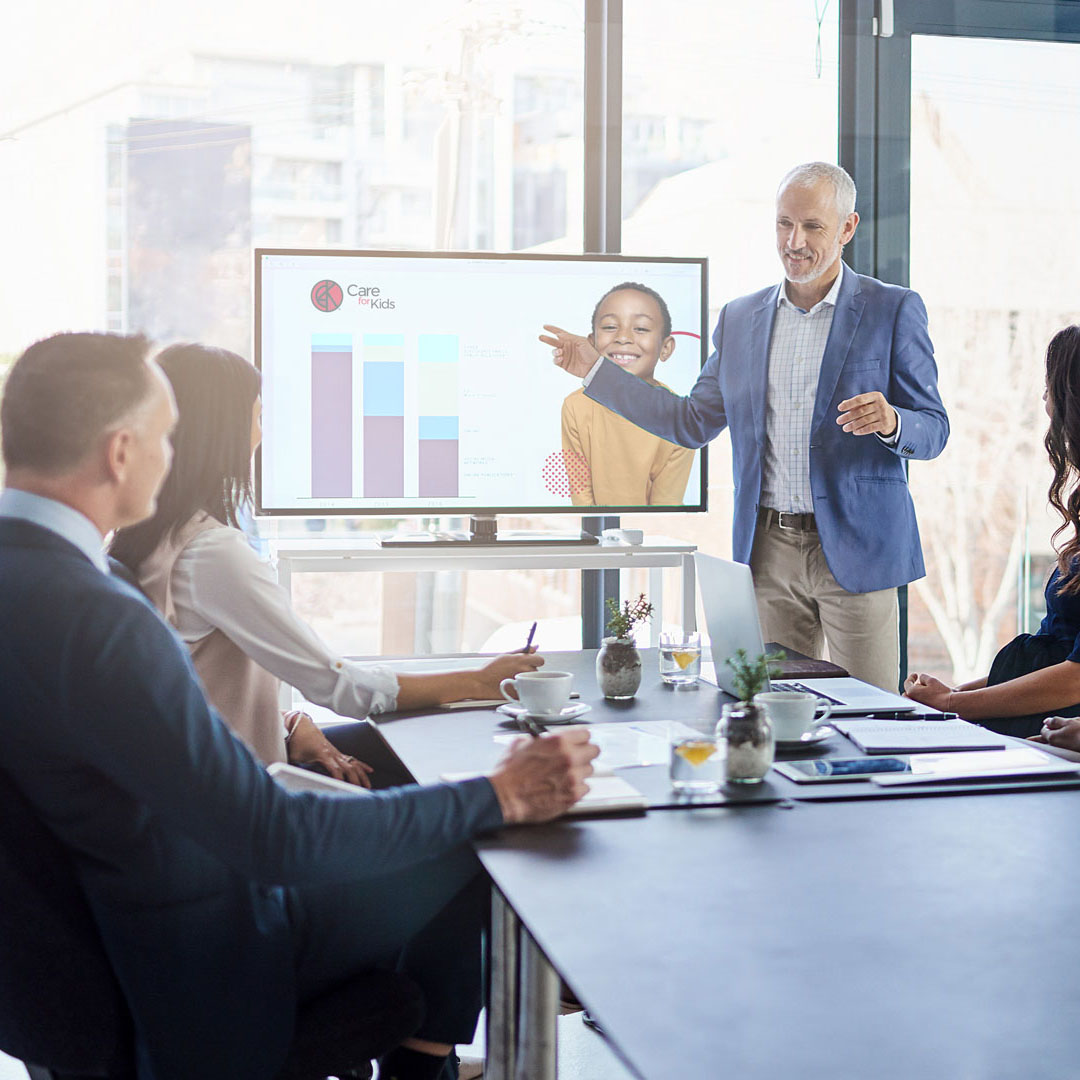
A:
0 331 598 1080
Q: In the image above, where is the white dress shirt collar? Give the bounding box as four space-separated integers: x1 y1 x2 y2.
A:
0 488 109 572
777 260 845 315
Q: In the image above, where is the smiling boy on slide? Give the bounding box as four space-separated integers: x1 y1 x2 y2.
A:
543 281 695 507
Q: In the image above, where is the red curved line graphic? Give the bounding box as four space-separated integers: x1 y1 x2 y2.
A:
671 331 701 339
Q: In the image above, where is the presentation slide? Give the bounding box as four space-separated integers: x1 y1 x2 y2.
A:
257 250 706 514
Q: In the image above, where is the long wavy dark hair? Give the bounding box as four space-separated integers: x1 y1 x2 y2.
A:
1045 325 1080 594
110 343 261 574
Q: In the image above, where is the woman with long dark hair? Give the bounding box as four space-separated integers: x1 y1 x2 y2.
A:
905 325 1080 737
111 343 541 784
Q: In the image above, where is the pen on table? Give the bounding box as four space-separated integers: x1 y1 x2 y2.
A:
520 621 538 653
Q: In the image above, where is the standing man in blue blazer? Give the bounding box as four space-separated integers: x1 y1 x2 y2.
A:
0 332 598 1080
543 162 949 690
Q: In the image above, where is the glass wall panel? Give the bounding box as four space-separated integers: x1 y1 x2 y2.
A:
906 34 1080 680
618 0 840 633
0 1 585 655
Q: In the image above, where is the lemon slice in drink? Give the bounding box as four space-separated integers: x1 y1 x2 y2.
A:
673 650 698 670
675 740 716 767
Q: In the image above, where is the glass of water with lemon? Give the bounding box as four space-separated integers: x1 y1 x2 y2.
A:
659 629 701 686
670 717 724 794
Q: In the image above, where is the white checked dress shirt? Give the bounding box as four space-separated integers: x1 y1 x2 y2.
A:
761 265 901 514
759 265 846 513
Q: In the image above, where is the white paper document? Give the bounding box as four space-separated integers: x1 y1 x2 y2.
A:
831 718 1008 754
870 748 1080 786
494 720 700 773
440 769 647 815
271 760 648 816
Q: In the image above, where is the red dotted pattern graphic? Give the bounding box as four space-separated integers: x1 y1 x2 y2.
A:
543 450 591 498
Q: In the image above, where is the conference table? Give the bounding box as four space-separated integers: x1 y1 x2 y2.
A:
368 650 1080 1080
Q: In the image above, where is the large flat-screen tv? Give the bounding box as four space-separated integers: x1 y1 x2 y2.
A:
255 248 708 517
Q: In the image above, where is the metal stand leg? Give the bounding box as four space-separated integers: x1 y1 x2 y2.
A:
276 555 296 711
516 926 559 1080
648 567 663 646
681 552 697 632
487 889 520 1080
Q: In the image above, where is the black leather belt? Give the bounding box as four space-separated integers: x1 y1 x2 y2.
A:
758 507 816 532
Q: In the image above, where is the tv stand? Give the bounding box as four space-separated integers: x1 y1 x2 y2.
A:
380 515 599 548
270 534 698 649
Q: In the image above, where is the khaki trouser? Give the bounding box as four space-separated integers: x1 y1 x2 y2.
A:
749 517 900 692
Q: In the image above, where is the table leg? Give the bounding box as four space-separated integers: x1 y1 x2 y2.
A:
516 925 559 1080
487 889 519 1080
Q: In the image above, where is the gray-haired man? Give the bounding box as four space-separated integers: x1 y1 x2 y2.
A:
546 162 949 689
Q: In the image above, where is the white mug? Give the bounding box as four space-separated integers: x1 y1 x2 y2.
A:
500 670 574 716
754 691 834 741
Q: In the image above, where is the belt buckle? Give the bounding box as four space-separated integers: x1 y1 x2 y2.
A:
777 511 797 531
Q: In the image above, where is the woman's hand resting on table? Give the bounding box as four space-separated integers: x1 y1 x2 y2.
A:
903 672 955 712
1029 715 1080 751
284 710 374 788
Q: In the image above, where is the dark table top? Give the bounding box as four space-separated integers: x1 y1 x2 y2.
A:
375 651 1080 1080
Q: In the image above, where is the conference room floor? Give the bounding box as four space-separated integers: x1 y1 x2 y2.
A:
0 1021 636 1080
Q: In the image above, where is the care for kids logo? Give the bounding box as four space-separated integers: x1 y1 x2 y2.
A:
345 282 396 310
310 280 343 312
310 279 397 311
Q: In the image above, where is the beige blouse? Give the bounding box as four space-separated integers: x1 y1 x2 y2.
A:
138 514 399 765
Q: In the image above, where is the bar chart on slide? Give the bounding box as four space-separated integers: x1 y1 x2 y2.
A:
417 334 459 497
309 331 460 500
310 333 352 498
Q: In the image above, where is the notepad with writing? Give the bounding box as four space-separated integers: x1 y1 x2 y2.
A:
830 718 1007 754
271 761 647 816
440 770 647 816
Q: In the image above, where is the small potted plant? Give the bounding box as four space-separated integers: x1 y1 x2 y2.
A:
596 594 654 699
719 648 785 783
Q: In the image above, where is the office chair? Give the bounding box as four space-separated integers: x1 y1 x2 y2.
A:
0 770 424 1080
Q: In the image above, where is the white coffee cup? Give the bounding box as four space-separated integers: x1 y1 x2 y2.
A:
500 670 574 716
753 691 834 741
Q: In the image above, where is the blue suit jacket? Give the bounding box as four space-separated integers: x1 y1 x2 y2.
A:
0 519 502 1080
587 269 949 593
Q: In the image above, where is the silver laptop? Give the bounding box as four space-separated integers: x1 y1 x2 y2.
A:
695 553 916 716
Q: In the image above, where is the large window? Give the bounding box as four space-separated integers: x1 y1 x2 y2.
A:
848 0 1080 681
1 2 587 657
906 33 1080 680
15 2 1073 674
619 0 840 632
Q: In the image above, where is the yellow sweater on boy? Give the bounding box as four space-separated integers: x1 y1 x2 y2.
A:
560 386 695 507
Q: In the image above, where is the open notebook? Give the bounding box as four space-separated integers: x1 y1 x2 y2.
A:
439 770 648 816
269 761 647 816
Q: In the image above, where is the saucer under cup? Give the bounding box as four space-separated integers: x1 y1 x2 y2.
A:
497 701 592 725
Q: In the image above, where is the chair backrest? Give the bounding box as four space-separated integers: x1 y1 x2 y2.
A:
0 769 132 1075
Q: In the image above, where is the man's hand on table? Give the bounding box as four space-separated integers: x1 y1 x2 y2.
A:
488 729 600 824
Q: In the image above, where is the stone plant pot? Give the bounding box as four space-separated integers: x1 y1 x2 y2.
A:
596 636 642 700
718 699 774 783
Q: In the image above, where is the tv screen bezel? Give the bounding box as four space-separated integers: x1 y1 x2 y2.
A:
253 246 709 518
